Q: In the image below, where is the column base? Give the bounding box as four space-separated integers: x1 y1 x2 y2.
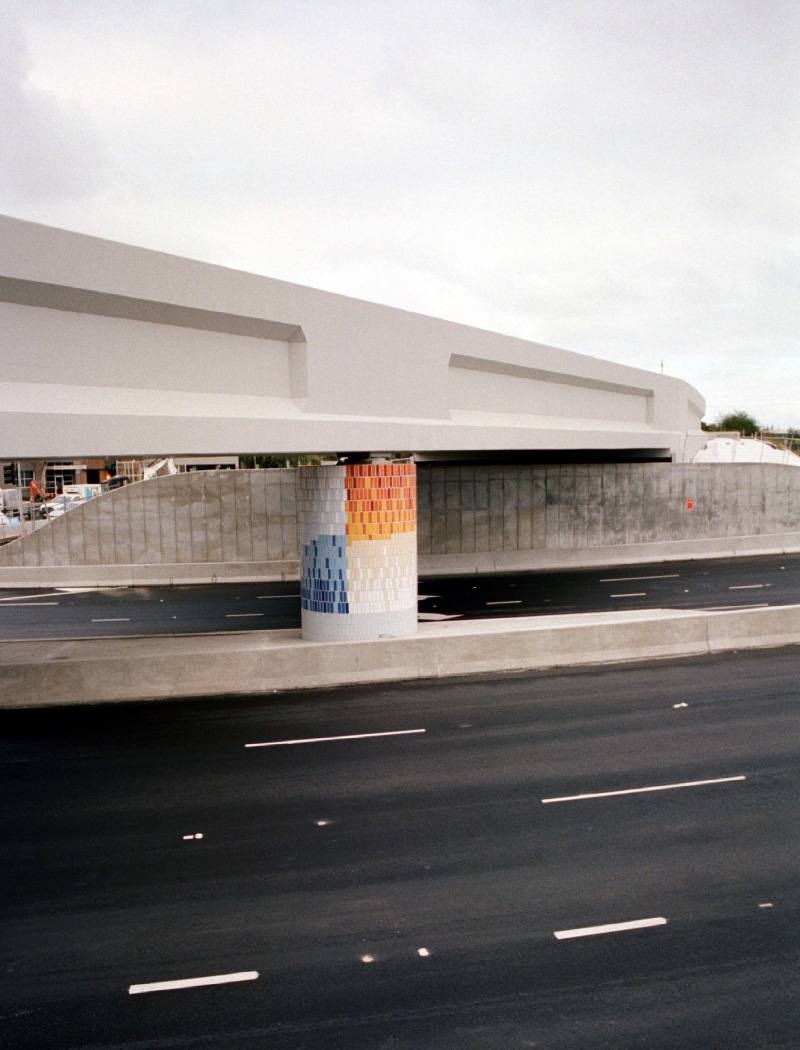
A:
301 606 417 642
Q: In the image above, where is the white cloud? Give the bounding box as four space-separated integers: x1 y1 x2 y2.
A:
3 0 800 426
0 5 112 206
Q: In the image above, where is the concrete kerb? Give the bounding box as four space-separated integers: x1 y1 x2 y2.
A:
1 604 800 707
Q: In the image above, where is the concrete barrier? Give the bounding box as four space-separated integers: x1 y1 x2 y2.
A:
419 532 800 576
1 604 799 708
2 533 800 588
0 560 299 588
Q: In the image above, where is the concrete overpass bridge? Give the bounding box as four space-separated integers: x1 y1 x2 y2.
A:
1 215 722 639
1 215 704 463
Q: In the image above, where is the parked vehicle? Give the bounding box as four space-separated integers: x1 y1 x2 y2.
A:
101 475 132 492
44 492 86 519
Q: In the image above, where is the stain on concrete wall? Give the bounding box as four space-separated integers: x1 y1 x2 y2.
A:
416 463 800 555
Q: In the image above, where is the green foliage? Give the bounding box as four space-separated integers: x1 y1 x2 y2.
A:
715 411 760 436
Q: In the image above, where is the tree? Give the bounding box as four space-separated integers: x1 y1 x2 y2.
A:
716 411 760 436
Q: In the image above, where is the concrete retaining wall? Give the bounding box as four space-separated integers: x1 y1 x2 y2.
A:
417 461 800 556
0 469 299 577
1 604 799 707
2 462 800 586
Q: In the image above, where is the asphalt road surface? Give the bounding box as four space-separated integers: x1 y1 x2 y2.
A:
1 647 799 1048
0 552 799 639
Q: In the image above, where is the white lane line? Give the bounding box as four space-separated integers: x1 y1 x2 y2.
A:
129 971 258 994
418 612 460 620
554 917 667 940
610 592 646 598
542 774 746 804
257 594 300 599
698 603 769 611
486 599 523 605
246 728 426 748
759 903 773 909
729 583 767 590
182 833 203 840
226 613 264 618
0 601 59 606
600 574 679 582
418 948 430 957
91 617 130 622
0 588 121 604
0 592 77 600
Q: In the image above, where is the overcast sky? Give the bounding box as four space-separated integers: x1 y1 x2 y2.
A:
2 0 798 427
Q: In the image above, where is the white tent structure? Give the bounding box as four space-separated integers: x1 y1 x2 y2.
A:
693 435 800 466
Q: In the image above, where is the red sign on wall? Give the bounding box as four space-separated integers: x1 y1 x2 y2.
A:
687 499 694 510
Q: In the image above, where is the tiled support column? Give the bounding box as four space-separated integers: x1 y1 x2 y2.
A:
297 462 417 641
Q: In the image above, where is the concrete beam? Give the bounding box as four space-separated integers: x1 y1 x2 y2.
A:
0 214 705 460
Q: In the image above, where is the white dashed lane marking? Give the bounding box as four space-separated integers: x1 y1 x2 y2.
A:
542 775 746 804
554 917 667 940
246 728 426 748
0 602 59 606
129 971 258 994
599 574 679 582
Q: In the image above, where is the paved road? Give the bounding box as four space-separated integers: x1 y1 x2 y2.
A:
422 550 800 621
1 552 799 639
1 648 798 1048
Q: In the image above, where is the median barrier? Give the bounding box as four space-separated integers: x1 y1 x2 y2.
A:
705 603 800 652
1 603 800 707
0 560 299 588
3 531 800 590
